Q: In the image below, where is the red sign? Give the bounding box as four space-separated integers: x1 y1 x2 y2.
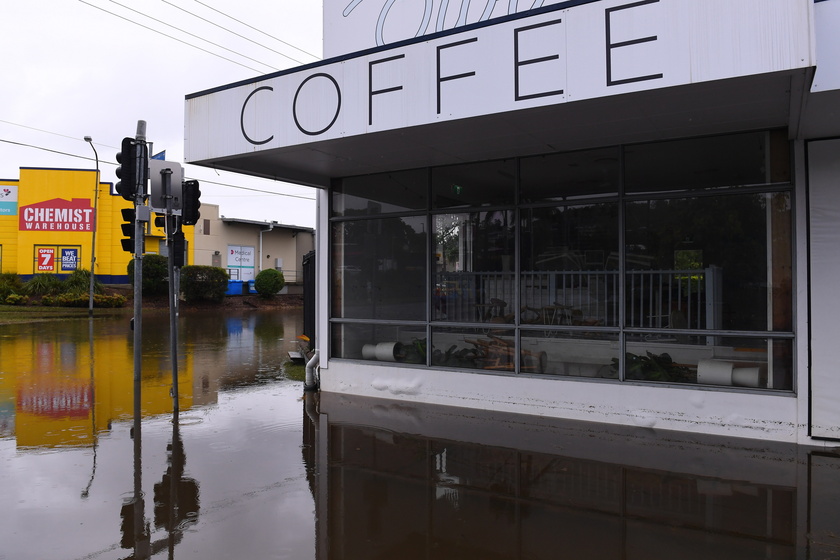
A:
19 198 94 232
18 385 92 418
37 248 55 271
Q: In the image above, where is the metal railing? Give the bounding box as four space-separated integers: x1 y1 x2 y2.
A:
435 267 719 330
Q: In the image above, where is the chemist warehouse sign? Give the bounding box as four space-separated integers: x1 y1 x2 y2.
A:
19 198 94 232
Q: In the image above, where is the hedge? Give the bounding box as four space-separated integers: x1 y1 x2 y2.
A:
180 265 229 303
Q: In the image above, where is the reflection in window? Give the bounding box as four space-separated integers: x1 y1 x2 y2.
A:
331 216 427 321
521 204 619 328
520 146 620 201
331 323 427 363
520 330 618 378
624 336 793 390
330 131 794 391
432 159 515 208
433 211 515 323
431 327 516 372
624 193 792 332
332 168 428 216
624 130 790 193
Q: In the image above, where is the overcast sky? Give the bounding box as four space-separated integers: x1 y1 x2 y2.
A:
0 0 323 228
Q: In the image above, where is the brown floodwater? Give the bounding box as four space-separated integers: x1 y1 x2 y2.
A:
1 308 839 559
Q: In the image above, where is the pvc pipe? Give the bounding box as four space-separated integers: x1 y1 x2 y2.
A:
305 349 320 392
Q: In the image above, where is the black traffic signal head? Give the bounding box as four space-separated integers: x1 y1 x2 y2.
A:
182 180 201 226
115 137 148 201
120 207 136 253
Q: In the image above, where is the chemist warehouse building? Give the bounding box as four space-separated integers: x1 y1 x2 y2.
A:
185 0 840 445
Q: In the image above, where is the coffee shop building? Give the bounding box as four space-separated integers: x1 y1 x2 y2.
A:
185 0 840 445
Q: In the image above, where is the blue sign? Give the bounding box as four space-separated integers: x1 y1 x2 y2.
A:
61 248 79 271
0 186 17 215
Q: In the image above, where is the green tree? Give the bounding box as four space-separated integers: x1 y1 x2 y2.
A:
127 254 169 296
254 268 285 298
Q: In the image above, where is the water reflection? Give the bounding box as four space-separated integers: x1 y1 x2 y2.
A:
2 310 840 559
0 309 301 450
307 393 840 560
0 309 311 560
120 409 200 559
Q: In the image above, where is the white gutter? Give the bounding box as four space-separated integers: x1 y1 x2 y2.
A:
258 223 274 273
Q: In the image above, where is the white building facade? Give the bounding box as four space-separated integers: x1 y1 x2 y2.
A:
185 0 840 445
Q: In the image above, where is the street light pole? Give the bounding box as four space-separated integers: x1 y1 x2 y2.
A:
84 136 100 318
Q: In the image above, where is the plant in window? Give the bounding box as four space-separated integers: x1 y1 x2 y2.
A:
615 351 694 383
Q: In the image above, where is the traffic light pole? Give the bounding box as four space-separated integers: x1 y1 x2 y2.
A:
162 168 180 413
130 120 150 556
132 123 146 444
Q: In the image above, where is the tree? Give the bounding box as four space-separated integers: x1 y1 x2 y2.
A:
254 268 285 298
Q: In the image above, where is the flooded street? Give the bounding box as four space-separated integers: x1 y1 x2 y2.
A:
1 309 314 560
2 309 840 559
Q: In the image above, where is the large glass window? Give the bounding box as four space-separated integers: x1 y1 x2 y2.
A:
330 131 794 392
433 210 515 323
432 159 515 208
624 193 792 332
521 204 620 327
623 130 790 194
332 169 428 216
331 216 427 321
520 146 620 202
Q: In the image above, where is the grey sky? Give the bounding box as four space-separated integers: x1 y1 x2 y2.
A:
0 0 323 227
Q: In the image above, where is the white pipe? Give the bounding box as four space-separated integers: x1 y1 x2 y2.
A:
259 223 274 273
305 349 320 391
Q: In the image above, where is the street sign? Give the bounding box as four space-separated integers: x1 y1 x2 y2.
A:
149 160 183 213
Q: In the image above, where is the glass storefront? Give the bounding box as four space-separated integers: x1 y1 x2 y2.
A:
330 130 794 391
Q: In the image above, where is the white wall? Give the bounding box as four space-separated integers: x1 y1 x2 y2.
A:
807 138 840 440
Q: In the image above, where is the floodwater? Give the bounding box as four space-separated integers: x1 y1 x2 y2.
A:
2 309 840 560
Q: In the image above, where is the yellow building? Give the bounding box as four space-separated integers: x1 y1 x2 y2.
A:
1 324 194 448
0 167 195 282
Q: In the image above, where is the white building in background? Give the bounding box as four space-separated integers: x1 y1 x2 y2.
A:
192 203 314 288
185 0 840 445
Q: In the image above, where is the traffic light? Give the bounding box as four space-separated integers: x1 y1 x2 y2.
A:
181 180 201 226
172 231 186 268
121 207 136 253
115 137 148 201
153 213 175 232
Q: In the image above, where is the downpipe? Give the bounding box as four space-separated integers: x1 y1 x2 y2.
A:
304 349 320 392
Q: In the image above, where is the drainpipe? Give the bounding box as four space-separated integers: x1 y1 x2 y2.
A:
304 349 320 392
259 223 274 273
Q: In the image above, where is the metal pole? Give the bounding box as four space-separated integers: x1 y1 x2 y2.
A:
133 121 146 437
84 137 99 318
163 168 180 413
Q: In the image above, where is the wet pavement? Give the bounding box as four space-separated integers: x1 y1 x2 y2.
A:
2 309 840 559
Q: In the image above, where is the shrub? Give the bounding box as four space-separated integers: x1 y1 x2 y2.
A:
4 293 29 305
63 269 105 296
180 265 229 303
127 254 169 296
39 293 126 308
23 273 62 296
95 293 127 308
254 269 285 298
0 273 23 300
